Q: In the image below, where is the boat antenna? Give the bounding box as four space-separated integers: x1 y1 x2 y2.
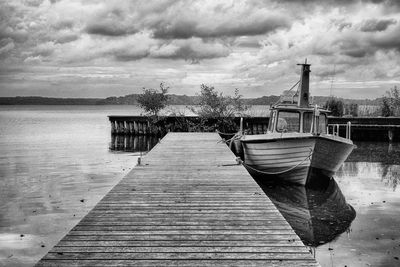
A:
330 64 336 97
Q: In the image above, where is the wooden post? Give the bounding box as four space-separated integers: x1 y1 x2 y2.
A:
110 134 116 150
128 122 134 135
138 122 143 135
388 129 394 142
133 121 138 135
143 122 148 135
115 121 121 134
123 121 127 134
110 121 116 134
120 121 125 134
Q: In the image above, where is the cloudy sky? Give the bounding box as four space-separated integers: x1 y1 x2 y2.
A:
0 0 400 99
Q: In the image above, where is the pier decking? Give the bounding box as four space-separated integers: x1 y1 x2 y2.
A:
36 132 319 266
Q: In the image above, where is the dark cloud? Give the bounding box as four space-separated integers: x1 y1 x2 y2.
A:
54 33 78 44
235 37 262 48
0 5 28 43
343 48 368 58
52 20 74 30
114 50 150 61
314 68 345 79
331 19 400 59
0 38 15 55
363 0 400 6
86 23 136 36
274 0 399 5
85 8 138 36
23 0 44 7
152 41 230 62
337 22 352 32
84 2 290 40
370 27 400 51
152 15 290 39
359 19 397 32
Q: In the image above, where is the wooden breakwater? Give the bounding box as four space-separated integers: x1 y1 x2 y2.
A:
109 115 400 141
328 117 400 142
108 116 269 136
36 133 319 267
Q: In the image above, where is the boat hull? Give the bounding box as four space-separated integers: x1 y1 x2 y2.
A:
241 134 354 186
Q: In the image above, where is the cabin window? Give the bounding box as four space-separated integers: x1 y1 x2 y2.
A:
303 112 313 133
268 111 276 132
276 111 300 132
319 114 327 134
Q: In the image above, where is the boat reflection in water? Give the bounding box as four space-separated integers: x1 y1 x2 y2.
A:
109 135 160 153
256 177 356 247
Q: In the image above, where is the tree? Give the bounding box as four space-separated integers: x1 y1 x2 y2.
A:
137 83 169 116
344 103 358 117
194 84 248 118
324 98 344 117
381 97 393 117
381 86 400 117
190 84 248 132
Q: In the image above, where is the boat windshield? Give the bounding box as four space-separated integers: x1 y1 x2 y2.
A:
303 112 327 133
276 111 300 133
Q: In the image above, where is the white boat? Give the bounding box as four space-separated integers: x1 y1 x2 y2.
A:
239 61 355 186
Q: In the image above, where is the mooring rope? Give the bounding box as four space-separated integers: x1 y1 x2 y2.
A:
216 129 237 136
236 147 313 175
217 132 242 144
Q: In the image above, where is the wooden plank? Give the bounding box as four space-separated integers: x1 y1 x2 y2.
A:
55 240 306 247
50 246 310 253
35 132 319 266
37 259 319 267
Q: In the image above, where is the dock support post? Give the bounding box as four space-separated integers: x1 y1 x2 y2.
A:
388 129 394 142
110 121 116 134
138 122 143 135
128 122 134 134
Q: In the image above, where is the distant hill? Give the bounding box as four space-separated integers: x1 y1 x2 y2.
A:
0 94 383 106
0 96 101 105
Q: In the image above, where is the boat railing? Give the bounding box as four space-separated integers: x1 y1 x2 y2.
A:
346 121 352 139
327 122 352 140
327 124 340 136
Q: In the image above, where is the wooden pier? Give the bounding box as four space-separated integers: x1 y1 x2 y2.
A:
36 132 318 266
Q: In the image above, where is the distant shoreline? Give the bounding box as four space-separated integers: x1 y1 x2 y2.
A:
0 95 382 106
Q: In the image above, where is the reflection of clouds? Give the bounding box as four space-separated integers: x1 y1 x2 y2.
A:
317 160 400 266
339 162 400 191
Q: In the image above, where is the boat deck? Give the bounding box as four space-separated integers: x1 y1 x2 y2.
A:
35 132 319 266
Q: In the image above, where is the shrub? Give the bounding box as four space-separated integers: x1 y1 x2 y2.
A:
190 84 248 132
137 83 169 116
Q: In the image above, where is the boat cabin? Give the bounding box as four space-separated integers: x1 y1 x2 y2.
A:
267 105 328 134
266 61 329 135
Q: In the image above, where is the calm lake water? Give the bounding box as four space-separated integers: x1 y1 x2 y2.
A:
0 105 399 267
